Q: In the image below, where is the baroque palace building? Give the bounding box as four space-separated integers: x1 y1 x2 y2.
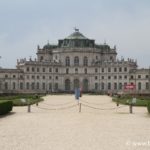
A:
0 29 150 94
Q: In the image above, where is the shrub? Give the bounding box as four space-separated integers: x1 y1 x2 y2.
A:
0 101 13 115
147 102 150 114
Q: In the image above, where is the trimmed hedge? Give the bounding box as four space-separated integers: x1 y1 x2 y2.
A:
0 101 13 115
0 94 44 106
13 98 43 106
147 102 150 114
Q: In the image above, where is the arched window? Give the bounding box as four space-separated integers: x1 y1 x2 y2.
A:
74 56 79 66
119 83 122 90
101 82 105 90
84 68 87 74
26 82 29 90
31 82 35 90
83 79 89 92
74 79 80 89
83 56 88 66
20 82 23 90
108 82 111 90
42 82 45 90
36 82 39 89
66 57 70 66
114 83 117 90
13 82 16 90
4 82 8 90
65 79 71 91
146 82 149 90
138 82 141 90
49 83 52 90
95 83 98 90
55 83 58 90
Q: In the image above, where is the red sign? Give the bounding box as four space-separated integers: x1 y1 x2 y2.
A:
124 84 136 90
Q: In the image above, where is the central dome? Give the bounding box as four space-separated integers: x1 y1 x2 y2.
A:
66 30 88 40
58 29 95 48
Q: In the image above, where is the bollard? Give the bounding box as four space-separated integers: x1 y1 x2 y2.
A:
116 101 119 107
36 102 38 106
28 105 31 113
129 104 133 114
79 103 81 113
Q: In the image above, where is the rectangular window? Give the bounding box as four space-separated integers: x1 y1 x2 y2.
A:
20 75 23 79
95 76 98 80
75 68 78 74
32 67 35 72
124 67 127 72
49 68 52 72
49 83 52 90
114 68 117 72
84 68 87 74
101 76 104 79
37 68 40 72
5 74 8 78
108 76 111 79
95 68 98 73
138 75 141 79
130 75 134 79
146 75 149 79
119 67 122 72
55 68 58 73
26 75 29 79
26 67 30 72
108 68 111 72
66 68 69 74
101 82 104 90
124 75 127 79
102 68 104 73
114 76 117 79
43 68 45 72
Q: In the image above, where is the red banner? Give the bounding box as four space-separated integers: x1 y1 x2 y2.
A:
124 84 136 90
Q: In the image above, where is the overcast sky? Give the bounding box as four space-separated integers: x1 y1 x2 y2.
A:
0 0 150 68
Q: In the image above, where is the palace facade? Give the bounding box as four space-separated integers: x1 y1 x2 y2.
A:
0 29 150 94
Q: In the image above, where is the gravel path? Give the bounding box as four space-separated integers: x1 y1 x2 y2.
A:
0 95 150 150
